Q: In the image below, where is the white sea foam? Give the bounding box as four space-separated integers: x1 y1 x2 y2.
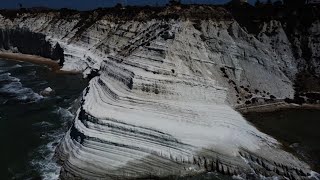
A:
32 107 75 180
12 64 22 68
32 121 54 129
0 72 44 103
310 171 320 180
0 73 20 82
0 81 43 102
27 70 37 76
32 135 62 180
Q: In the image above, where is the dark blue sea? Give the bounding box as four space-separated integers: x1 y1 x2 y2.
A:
0 59 87 179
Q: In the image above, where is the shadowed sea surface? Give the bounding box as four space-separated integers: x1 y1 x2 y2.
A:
0 59 88 179
244 109 320 173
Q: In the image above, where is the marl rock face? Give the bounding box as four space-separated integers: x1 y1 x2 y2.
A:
0 28 64 63
0 6 319 179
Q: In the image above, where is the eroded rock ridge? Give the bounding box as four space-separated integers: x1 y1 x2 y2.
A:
0 5 319 179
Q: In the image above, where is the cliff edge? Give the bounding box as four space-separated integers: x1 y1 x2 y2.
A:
0 5 319 179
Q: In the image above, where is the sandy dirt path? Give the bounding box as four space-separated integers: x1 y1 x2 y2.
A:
0 52 80 74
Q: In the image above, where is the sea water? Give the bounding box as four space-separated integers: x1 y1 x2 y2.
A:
0 59 87 179
244 109 320 173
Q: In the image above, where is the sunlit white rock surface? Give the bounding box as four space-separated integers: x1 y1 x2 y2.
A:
1 6 319 179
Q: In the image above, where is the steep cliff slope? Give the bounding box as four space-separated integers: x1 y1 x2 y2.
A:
0 5 319 179
0 28 64 65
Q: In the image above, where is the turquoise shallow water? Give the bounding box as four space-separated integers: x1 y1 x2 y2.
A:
0 59 87 179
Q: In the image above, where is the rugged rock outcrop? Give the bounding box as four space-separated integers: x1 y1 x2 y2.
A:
0 5 319 179
0 28 64 65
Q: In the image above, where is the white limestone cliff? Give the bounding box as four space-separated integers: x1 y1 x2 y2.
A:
0 6 319 179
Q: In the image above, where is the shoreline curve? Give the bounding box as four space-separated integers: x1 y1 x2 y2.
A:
0 52 80 74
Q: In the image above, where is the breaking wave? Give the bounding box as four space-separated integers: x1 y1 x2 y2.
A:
0 72 43 103
31 107 74 180
0 59 86 180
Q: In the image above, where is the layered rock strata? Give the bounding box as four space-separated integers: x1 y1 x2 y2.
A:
0 6 319 179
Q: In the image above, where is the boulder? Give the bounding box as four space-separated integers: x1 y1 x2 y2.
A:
40 87 55 96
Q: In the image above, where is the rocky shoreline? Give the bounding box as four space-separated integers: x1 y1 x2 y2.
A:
236 101 320 114
0 4 319 179
0 52 80 74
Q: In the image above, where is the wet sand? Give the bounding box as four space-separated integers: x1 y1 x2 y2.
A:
0 52 79 74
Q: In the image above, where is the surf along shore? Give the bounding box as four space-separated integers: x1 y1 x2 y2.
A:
0 52 79 74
